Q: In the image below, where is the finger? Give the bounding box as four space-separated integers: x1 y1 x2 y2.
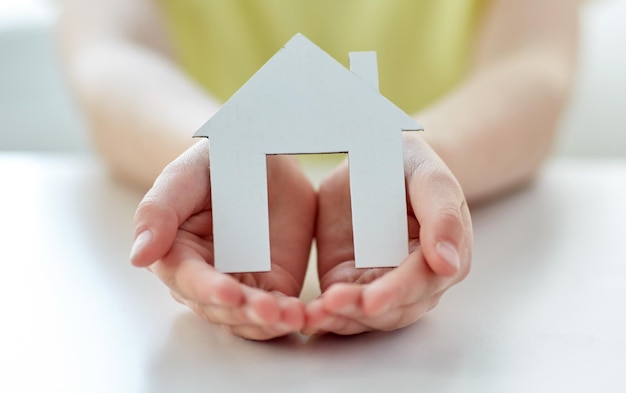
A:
311 314 372 336
239 285 282 325
318 293 442 335
274 293 306 330
306 283 366 334
208 293 301 334
309 286 370 335
320 283 363 315
195 301 248 326
305 304 411 335
178 297 242 326
170 289 185 305
152 245 244 307
180 289 302 332
130 140 211 267
360 296 441 332
363 294 442 331
361 250 448 316
314 255 437 321
227 323 293 341
195 301 277 328
302 297 331 335
405 144 468 277
234 291 304 329
219 291 302 340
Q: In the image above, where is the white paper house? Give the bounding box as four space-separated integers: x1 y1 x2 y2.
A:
194 34 423 273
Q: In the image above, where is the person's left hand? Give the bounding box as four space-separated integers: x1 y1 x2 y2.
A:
303 134 472 335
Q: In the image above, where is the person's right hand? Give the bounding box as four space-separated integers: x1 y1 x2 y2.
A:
130 140 317 340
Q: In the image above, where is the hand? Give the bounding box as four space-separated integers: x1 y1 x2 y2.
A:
303 134 472 335
130 140 316 340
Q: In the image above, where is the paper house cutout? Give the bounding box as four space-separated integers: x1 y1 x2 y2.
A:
194 34 423 273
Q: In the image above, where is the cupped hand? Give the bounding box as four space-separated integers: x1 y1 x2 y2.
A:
130 140 316 340
303 134 473 335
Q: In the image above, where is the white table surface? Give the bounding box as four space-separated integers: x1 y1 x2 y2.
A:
0 153 625 393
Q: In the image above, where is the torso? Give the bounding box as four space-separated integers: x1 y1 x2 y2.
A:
158 0 487 114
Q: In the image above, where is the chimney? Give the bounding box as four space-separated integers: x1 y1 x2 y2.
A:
349 51 379 92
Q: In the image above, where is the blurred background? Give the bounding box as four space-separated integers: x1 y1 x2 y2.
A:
0 0 625 155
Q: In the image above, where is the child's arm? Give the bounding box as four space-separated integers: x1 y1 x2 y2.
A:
58 0 220 189
304 0 579 335
420 0 579 203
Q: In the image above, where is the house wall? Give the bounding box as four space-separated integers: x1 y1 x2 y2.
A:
1 0 624 156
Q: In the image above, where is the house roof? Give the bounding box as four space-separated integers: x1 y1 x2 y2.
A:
194 34 422 147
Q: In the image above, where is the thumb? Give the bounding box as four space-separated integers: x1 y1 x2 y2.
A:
130 140 211 267
407 161 470 277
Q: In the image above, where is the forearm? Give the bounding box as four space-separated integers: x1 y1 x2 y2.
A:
58 0 220 189
419 50 574 203
63 41 219 189
418 0 578 203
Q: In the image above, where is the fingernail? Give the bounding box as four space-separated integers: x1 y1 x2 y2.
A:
436 241 460 271
130 230 152 260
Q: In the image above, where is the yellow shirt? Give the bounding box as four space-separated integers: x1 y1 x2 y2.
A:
159 0 487 115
